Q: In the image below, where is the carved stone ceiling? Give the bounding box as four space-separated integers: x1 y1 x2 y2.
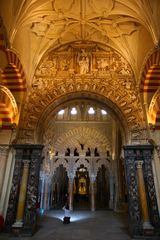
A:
1 0 160 144
1 0 159 84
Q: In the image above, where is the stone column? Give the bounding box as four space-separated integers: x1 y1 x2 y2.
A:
40 177 45 209
0 147 15 219
153 145 160 213
90 176 96 211
0 145 9 198
12 160 30 228
68 177 74 210
43 177 51 210
109 175 114 209
136 161 154 232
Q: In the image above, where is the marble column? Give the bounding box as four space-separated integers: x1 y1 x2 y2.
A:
90 176 96 211
68 177 74 210
12 160 30 228
136 161 154 231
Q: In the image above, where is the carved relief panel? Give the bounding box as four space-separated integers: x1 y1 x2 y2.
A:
34 42 132 83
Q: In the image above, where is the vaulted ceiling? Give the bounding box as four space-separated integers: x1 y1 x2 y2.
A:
0 0 160 139
1 0 160 82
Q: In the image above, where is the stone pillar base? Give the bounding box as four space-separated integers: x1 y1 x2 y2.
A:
109 199 113 209
143 222 154 236
12 221 23 228
12 222 23 237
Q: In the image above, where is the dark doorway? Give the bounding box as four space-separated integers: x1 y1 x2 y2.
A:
96 165 109 209
51 164 68 209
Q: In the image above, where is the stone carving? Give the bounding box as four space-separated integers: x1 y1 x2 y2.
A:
50 153 112 183
30 0 140 49
77 49 90 74
131 128 148 144
17 43 144 144
53 126 111 154
36 58 57 76
97 58 109 71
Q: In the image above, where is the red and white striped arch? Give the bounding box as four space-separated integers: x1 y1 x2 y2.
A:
2 50 26 92
141 50 160 129
0 20 26 129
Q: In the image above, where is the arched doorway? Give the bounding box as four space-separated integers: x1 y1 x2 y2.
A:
96 165 110 209
74 164 90 210
38 96 128 213
51 165 68 209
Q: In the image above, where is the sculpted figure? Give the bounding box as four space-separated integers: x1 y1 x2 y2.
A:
78 49 89 74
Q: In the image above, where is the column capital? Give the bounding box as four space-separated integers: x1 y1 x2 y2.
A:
136 160 143 169
22 160 30 168
22 160 30 166
68 171 74 181
90 175 96 183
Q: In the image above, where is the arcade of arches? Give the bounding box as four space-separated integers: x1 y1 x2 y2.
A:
0 0 160 238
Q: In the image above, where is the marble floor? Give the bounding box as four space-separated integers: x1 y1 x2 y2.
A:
0 210 154 240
